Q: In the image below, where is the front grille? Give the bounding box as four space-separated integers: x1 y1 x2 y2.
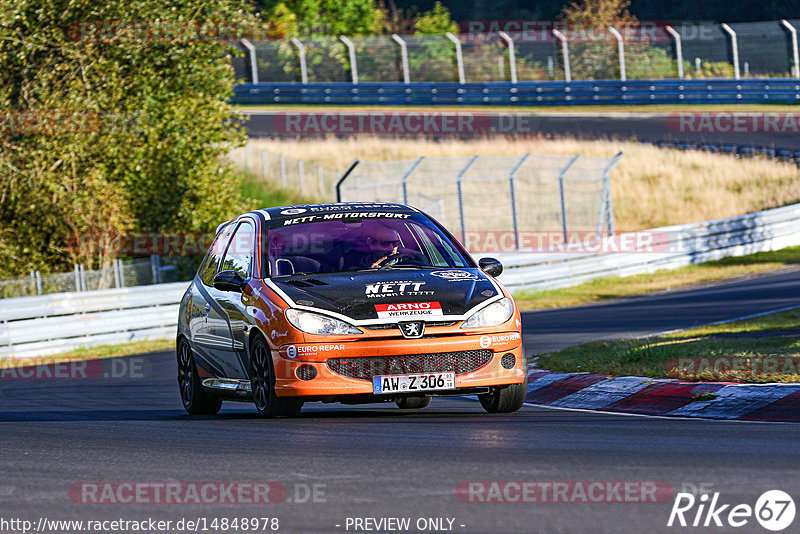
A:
326 350 493 381
364 321 457 331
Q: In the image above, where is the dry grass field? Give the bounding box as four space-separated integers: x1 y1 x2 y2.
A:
243 137 800 231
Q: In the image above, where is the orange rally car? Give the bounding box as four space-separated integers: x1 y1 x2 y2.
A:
177 202 527 417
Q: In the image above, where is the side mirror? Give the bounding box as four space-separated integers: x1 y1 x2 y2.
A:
478 257 503 277
213 270 246 292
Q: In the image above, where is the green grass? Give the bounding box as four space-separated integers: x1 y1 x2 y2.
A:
535 309 800 383
238 170 317 208
2 339 175 368
235 103 797 114
513 246 800 311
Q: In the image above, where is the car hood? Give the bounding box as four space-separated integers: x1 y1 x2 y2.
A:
270 268 499 321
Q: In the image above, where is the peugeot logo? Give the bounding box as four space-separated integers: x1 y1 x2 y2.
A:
398 321 425 339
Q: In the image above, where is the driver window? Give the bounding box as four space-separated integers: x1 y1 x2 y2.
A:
200 222 235 286
220 220 255 279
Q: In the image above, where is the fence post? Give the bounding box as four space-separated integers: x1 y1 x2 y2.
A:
73 264 81 292
391 34 411 83
290 37 308 84
261 150 268 179
445 32 465 84
150 255 160 285
335 159 360 202
782 20 800 78
498 31 517 83
400 157 425 205
118 259 126 288
113 260 121 288
552 29 571 82
599 152 623 235
455 156 479 244
665 25 684 79
239 39 259 84
508 154 531 250
339 36 359 84
35 270 42 295
298 160 305 193
557 155 580 243
721 23 740 79
607 27 626 81
280 154 287 188
29 271 35 296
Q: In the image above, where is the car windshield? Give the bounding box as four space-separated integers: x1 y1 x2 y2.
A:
263 214 471 277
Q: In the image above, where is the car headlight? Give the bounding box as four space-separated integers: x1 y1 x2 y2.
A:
285 309 362 335
461 298 514 329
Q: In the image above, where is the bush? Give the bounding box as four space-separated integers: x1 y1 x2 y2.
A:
0 0 253 275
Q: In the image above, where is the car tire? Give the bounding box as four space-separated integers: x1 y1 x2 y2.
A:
177 339 222 415
478 372 528 414
251 335 303 418
395 396 431 410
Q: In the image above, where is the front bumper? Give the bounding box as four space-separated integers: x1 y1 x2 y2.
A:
272 332 525 397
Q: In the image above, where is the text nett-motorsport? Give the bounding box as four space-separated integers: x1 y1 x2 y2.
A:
283 213 410 226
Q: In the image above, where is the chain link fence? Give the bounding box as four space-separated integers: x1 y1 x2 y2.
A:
0 256 196 299
235 19 800 83
336 153 622 250
229 146 340 200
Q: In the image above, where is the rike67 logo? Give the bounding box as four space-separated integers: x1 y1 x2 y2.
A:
668 490 795 531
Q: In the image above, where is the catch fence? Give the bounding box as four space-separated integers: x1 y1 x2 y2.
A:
336 153 623 246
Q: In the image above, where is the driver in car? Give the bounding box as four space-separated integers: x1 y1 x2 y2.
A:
340 225 403 270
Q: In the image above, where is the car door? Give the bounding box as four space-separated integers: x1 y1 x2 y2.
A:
190 222 243 378
209 218 257 379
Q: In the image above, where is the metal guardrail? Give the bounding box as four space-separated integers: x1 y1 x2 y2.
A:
496 202 800 291
3 202 800 358
231 79 800 106
0 282 187 359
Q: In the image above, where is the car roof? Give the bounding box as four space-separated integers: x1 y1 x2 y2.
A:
249 202 420 220
214 203 422 234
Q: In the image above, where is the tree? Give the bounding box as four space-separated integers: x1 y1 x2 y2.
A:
263 0 385 37
0 0 251 275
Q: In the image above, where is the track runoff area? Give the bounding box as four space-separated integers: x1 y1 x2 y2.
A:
5 105 800 534
4 267 800 532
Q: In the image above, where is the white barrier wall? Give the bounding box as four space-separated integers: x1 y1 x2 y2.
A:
0 282 188 359
3 202 800 359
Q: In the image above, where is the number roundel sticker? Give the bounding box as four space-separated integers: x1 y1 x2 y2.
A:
755 490 795 531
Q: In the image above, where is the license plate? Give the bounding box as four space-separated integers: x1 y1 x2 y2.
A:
372 372 455 394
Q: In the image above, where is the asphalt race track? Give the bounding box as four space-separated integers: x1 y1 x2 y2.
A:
2 269 800 533
244 110 800 151
521 267 800 354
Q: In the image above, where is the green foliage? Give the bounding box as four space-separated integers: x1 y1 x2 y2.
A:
265 0 385 37
0 0 251 275
413 2 458 35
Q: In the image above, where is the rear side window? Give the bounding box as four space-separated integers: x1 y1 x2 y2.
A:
220 220 255 279
199 222 235 286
